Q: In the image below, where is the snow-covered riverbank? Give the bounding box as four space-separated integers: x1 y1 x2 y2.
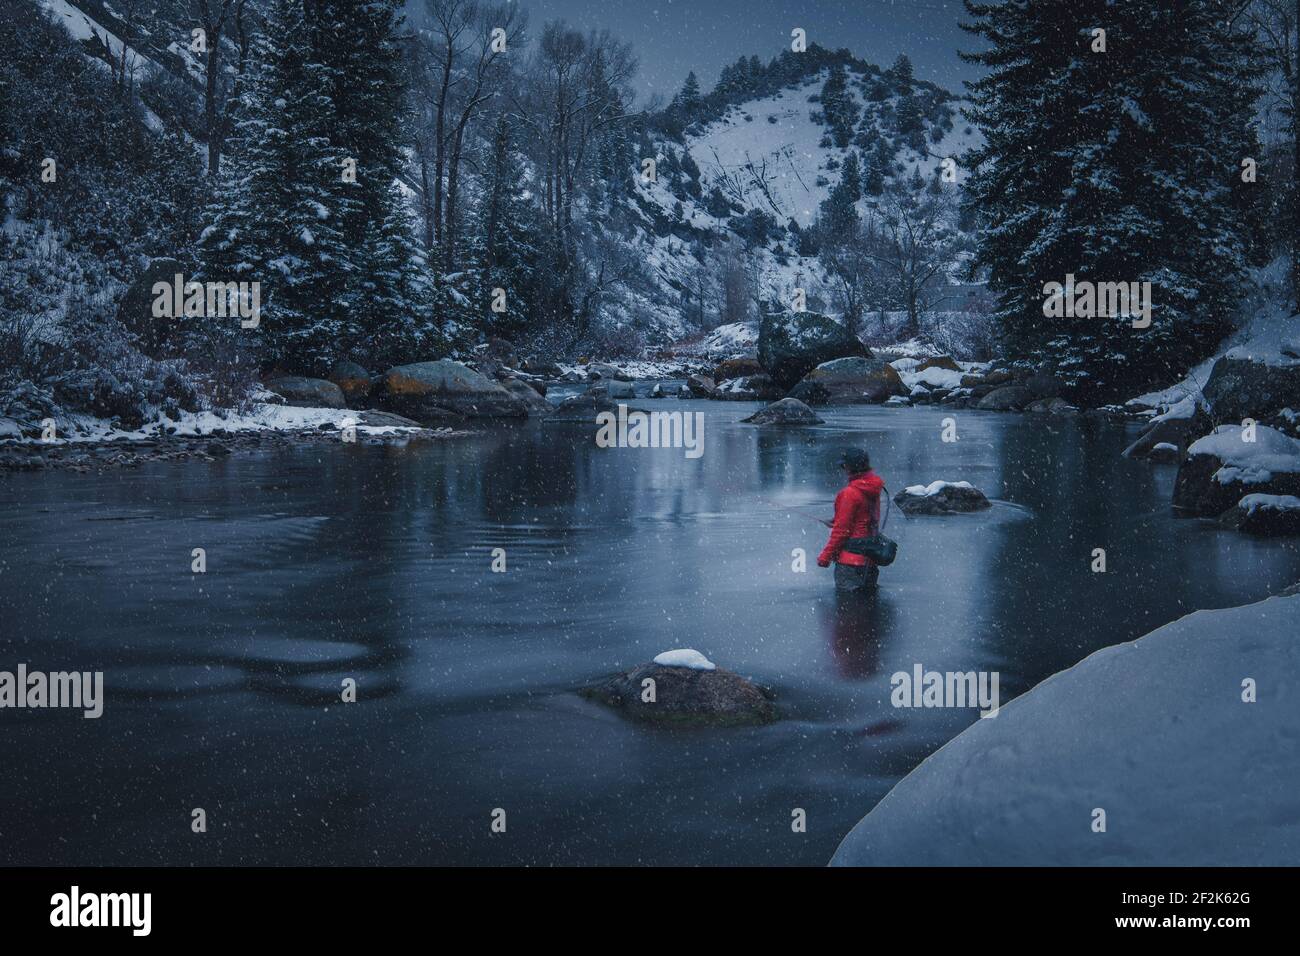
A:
831 588 1300 866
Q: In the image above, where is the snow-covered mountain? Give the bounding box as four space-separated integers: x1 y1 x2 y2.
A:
602 56 984 345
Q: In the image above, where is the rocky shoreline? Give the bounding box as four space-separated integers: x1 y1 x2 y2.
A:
0 422 467 475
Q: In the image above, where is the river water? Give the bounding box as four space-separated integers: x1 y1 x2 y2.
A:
2 398 1297 865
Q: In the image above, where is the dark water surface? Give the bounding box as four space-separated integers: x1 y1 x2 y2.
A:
2 401 1298 865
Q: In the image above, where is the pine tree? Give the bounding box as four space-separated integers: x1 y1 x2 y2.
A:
818 152 862 243
316 0 419 363
888 54 914 93
820 64 860 148
479 114 539 340
961 0 1262 403
200 0 354 374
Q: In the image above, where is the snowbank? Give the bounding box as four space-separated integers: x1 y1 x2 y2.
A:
1187 424 1300 485
831 591 1300 865
1 402 430 446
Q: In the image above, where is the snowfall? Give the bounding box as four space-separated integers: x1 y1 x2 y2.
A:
830 590 1300 866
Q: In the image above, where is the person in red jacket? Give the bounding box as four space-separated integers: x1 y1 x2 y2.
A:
817 448 885 593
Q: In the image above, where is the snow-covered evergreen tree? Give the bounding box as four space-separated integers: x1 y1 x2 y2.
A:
200 0 354 374
316 0 421 363
961 0 1263 402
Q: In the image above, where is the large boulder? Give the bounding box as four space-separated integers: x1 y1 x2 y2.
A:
1122 400 1212 460
1202 354 1300 422
757 309 869 390
713 373 782 401
1219 494 1300 536
1025 397 1078 415
266 375 346 409
544 392 642 423
116 257 184 357
741 397 824 426
918 355 960 373
586 362 632 382
1172 424 1300 516
521 355 563 378
500 377 553 415
328 360 373 406
788 356 906 405
686 374 717 398
580 653 777 727
713 357 765 383
379 360 527 419
976 385 1035 411
894 480 992 515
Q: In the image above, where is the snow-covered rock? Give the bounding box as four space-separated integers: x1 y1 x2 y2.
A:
894 481 991 515
1172 424 1300 515
831 591 1300 865
1219 493 1300 536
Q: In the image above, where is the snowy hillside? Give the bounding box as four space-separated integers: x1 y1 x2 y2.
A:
616 61 982 345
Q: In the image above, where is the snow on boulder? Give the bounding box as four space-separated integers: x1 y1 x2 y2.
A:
757 309 869 390
831 592 1300 866
894 481 991 515
741 397 824 426
1219 494 1300 536
653 648 716 671
1172 424 1300 516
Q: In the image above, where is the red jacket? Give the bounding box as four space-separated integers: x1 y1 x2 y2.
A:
819 471 884 567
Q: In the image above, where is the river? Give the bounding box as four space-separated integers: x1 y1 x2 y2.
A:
2 397 1297 865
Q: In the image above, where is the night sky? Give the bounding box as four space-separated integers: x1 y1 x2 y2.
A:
496 0 979 102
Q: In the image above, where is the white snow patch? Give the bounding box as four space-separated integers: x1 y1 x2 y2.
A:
653 649 716 671
1238 493 1300 514
1187 424 1300 485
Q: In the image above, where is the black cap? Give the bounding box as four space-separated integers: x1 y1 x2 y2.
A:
838 448 871 473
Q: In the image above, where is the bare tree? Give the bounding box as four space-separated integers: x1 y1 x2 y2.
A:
864 184 959 339
1244 0 1299 307
192 0 251 177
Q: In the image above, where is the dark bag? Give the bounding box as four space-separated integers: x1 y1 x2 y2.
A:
844 485 898 567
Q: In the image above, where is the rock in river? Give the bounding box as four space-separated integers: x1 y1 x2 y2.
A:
894 480 992 515
582 655 777 727
741 397 824 426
